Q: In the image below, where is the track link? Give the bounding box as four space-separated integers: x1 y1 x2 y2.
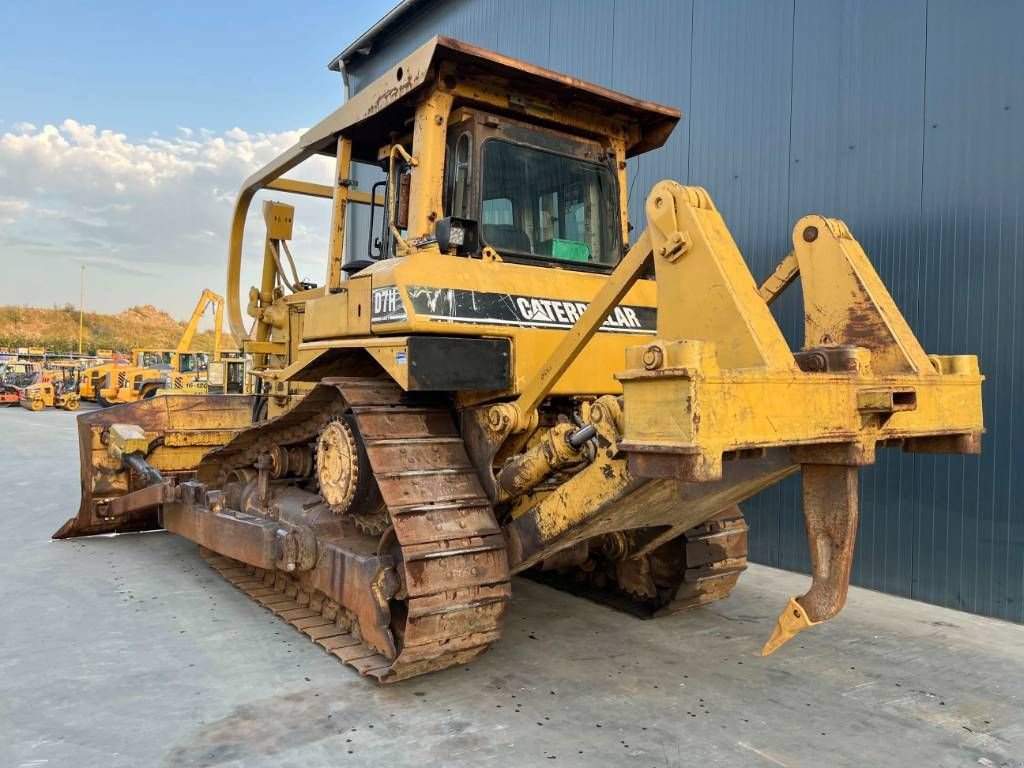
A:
528 507 748 618
202 550 502 681
201 378 511 681
653 508 748 615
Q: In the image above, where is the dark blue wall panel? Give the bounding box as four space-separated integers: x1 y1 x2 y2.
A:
914 0 1024 618
346 0 1024 623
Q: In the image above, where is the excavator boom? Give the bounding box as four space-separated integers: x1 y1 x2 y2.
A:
87 289 233 406
176 288 227 358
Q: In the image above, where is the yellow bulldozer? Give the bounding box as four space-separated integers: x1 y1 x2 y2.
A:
91 289 226 406
58 38 983 682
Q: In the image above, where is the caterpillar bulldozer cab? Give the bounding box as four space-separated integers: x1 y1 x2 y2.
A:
59 37 983 681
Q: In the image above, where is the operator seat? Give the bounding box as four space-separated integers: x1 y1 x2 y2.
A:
482 224 532 254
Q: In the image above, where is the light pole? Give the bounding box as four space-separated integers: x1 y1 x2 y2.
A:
79 265 85 356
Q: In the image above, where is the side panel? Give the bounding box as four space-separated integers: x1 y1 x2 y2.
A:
770 0 930 602
914 0 1024 619
369 252 658 397
406 336 510 391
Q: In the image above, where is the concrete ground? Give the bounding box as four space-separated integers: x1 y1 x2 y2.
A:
1 404 1022 768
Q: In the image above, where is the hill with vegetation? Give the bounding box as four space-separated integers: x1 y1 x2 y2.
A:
0 303 223 355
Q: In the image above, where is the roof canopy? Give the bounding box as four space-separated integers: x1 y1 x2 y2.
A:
300 36 680 162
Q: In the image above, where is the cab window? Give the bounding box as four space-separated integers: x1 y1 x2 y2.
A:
141 351 172 368
482 197 513 226
445 132 472 219
480 139 620 267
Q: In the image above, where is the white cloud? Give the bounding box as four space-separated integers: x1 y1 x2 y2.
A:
0 119 334 319
0 197 28 214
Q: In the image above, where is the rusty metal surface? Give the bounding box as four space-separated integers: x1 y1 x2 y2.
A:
796 464 860 623
153 378 510 682
756 462 863 652
526 507 751 618
507 446 796 574
107 481 175 518
660 508 749 614
309 35 679 160
164 503 283 570
347 385 510 679
54 394 254 539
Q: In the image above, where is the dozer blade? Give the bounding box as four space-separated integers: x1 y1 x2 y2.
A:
54 394 254 539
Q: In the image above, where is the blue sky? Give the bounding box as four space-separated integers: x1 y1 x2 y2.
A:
0 1 394 320
1 1 390 139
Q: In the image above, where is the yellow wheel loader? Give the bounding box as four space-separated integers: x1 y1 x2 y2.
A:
58 38 983 682
78 359 122 402
78 351 131 402
94 349 206 406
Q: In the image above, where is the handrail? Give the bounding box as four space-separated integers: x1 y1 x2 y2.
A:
225 143 309 342
226 145 387 342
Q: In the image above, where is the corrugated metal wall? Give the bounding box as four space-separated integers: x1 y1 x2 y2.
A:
345 0 1024 622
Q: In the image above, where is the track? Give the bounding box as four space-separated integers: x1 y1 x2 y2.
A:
201 378 511 682
528 507 748 618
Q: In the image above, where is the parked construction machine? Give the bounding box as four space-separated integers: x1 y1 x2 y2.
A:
95 348 210 405
58 38 983 681
92 289 226 405
79 357 127 402
1 361 43 406
21 366 81 411
204 349 249 395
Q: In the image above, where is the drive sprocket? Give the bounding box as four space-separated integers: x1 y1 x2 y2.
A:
315 417 389 535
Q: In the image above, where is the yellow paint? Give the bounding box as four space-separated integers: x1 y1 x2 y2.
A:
149 36 982 651
615 185 983 483
761 597 819 656
106 423 153 460
177 288 228 360
20 379 80 411
326 137 353 291
367 249 657 397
